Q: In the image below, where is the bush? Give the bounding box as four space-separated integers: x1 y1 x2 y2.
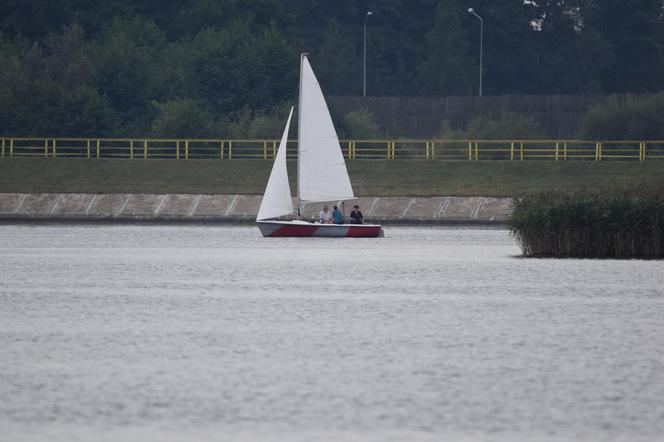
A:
219 105 294 139
437 119 465 139
151 98 213 137
340 107 381 138
440 113 545 139
579 92 664 139
509 189 664 258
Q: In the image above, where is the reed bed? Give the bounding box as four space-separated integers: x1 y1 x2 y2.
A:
509 189 664 258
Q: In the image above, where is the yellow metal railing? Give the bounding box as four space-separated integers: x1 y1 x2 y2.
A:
1 137 663 161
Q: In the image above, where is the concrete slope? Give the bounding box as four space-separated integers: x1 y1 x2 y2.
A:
0 193 512 225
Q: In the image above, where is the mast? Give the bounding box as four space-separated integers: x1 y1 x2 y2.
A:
296 53 307 219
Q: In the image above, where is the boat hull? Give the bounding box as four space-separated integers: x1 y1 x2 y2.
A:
257 220 383 238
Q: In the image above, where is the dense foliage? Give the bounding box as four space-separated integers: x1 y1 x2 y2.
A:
439 113 546 139
579 93 664 140
1 0 663 137
509 190 664 258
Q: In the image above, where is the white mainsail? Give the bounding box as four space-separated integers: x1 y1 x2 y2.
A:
297 55 355 204
256 107 294 221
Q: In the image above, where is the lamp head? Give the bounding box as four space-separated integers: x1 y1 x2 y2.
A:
367 11 373 16
468 8 474 13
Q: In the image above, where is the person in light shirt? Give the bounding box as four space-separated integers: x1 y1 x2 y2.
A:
319 205 331 223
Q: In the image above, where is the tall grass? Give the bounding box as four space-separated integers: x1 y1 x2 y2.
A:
509 189 664 258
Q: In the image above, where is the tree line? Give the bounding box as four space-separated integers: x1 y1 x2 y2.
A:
1 0 662 137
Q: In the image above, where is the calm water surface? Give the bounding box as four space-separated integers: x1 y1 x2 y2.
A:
1 225 663 442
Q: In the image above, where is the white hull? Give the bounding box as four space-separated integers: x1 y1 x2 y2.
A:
257 220 383 238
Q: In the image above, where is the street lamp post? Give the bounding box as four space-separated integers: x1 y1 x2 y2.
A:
363 11 373 97
468 8 483 96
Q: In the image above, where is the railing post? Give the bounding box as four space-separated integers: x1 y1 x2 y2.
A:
10 139 14 157
273 141 277 159
176 141 180 160
425 141 430 160
642 142 647 161
1 138 4 158
392 141 396 159
86 140 90 158
52 139 57 157
431 141 436 160
353 141 357 159
595 141 601 161
185 140 189 160
220 140 224 159
228 141 232 159
520 142 524 161
144 140 148 159
468 141 472 161
555 142 559 161
263 140 268 160
96 139 100 158
474 142 479 161
130 140 134 159
510 142 514 161
44 139 49 158
564 142 568 160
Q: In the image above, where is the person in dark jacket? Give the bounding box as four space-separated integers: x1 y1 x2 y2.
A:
350 205 364 224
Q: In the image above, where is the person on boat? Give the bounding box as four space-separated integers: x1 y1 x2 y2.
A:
332 205 344 224
350 205 364 224
319 206 331 223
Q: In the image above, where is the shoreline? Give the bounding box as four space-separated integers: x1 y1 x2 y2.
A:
0 216 507 228
0 193 512 226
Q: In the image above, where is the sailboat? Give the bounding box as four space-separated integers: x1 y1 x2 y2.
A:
256 54 383 238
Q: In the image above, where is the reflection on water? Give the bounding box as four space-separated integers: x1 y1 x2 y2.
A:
1 225 663 442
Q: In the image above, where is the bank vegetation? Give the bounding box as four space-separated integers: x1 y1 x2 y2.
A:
509 188 664 259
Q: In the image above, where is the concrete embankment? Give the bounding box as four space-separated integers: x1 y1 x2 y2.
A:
0 193 512 225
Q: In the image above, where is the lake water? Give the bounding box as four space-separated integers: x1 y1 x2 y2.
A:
1 225 663 442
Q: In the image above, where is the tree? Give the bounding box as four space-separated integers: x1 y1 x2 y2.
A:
526 0 613 94
42 23 95 89
243 24 298 110
315 19 361 95
194 22 297 114
416 0 474 96
467 0 537 95
2 0 664 138
151 98 214 137
585 0 664 93
90 17 168 132
579 93 664 139
173 0 291 37
341 107 382 138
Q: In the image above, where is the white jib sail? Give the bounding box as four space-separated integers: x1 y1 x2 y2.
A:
256 107 294 221
297 55 355 203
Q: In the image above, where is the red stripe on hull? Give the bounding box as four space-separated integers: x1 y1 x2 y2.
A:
269 224 319 237
346 226 382 237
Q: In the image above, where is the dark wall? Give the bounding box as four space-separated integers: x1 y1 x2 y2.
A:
328 94 638 139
